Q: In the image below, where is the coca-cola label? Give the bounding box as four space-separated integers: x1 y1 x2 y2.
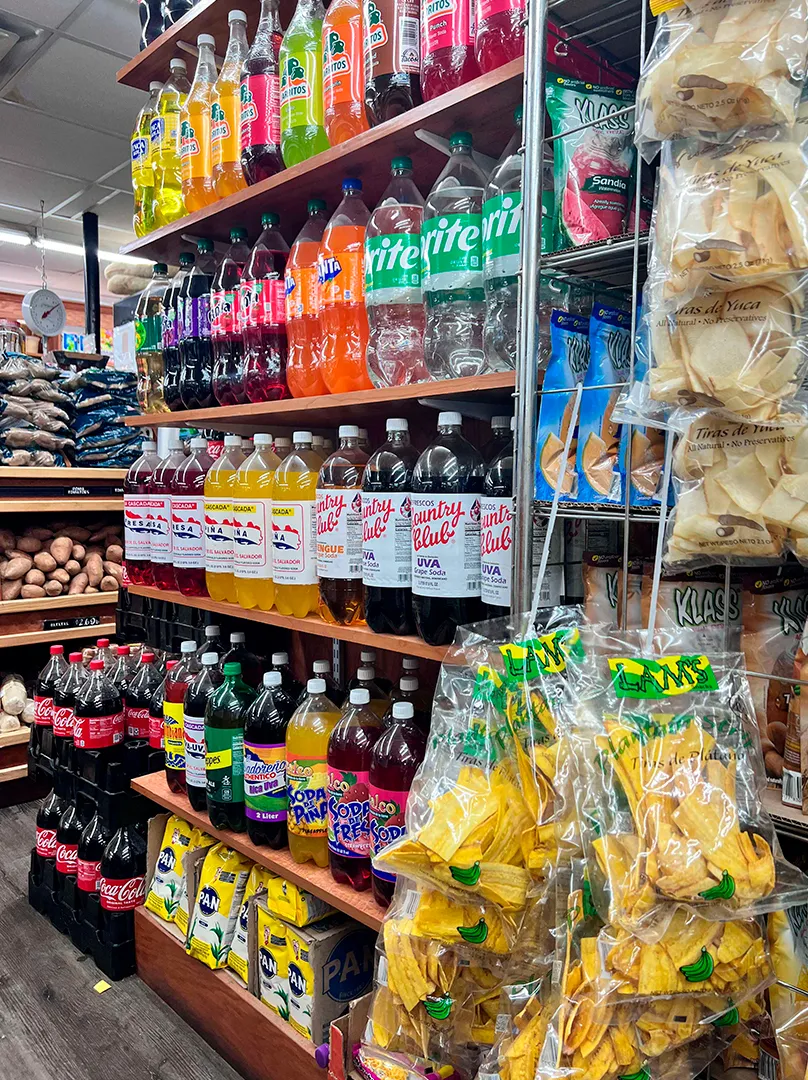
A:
52 703 74 739
233 499 272 580
149 710 164 749
149 494 172 564
36 827 57 859
239 278 286 328
480 496 513 608
364 0 421 77
361 492 412 587
100 875 146 912
126 705 150 739
183 295 211 339
74 711 124 750
204 499 234 573
272 501 317 585
423 0 471 54
172 496 206 569
77 858 102 893
210 289 239 337
56 842 78 875
240 73 281 148
124 494 154 562
411 493 481 597
316 488 363 580
34 694 53 727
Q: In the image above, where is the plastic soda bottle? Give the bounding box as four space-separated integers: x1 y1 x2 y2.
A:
149 659 176 760
481 421 513 616
327 687 382 890
299 658 342 706
181 35 218 213
365 157 426 387
483 414 512 462
151 431 186 591
421 0 478 100
125 649 162 741
234 433 280 611
286 677 341 865
152 58 189 228
164 640 199 794
240 213 290 401
163 0 194 28
205 661 256 831
474 0 524 72
423 132 487 379
139 0 162 49
274 436 291 458
270 651 304 700
369 700 426 905
362 418 418 634
483 106 522 371
244 670 296 847
272 431 320 617
223 630 265 688
318 178 372 394
184 652 223 811
196 625 226 664
387 674 430 731
240 0 284 183
172 436 213 597
204 435 245 602
363 0 422 126
178 239 216 410
73 658 124 754
134 263 170 413
131 81 161 238
32 645 65 765
124 439 160 586
285 199 329 398
322 0 368 145
353 666 389 719
279 0 329 167
111 645 136 700
316 425 367 625
411 411 484 645
212 228 251 406
212 11 249 198
162 254 191 412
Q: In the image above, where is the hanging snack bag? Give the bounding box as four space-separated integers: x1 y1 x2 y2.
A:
145 815 194 923
642 567 742 650
185 843 253 969
617 299 667 505
582 552 644 628
768 906 808 1080
228 864 276 984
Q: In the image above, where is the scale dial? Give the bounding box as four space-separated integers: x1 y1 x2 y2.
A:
22 288 67 337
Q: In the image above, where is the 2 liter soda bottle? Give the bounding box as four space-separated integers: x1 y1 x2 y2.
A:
234 433 279 611
163 254 192 411
211 228 251 406
483 106 522 370
474 0 525 72
206 661 256 831
125 650 162 740
131 81 160 237
272 431 319 617
363 0 422 125
244 670 296 847
73 659 124 753
151 431 187 591
152 58 189 228
285 199 329 398
205 434 246 602
286 678 341 866
212 11 248 198
240 213 289 401
164 640 199 793
317 425 367 625
480 421 513 615
172 436 213 597
178 239 216 410
32 644 66 764
184 651 223 812
421 0 478 100
124 439 160 585
240 0 284 183
279 0 329 166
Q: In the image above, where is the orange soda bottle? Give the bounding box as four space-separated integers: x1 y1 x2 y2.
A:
212 10 249 199
285 199 329 398
322 0 369 146
181 34 217 212
318 178 373 394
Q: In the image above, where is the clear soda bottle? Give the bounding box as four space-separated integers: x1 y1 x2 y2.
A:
124 439 160 586
181 34 218 213
131 81 161 238
365 157 426 387
272 431 320 617
421 0 478 100
163 254 192 412
173 436 213 597
152 58 189 229
151 431 187 592
211 227 251 406
480 422 513 616
205 434 245 602
422 132 487 379
280 0 330 167
322 0 368 145
206 661 256 832
287 678 342 866
178 239 216 410
286 199 329 398
363 0 422 126
240 0 284 184
240 213 290 402
234 433 280 611
212 11 249 198
483 106 522 371
244 670 295 847
474 0 524 72
134 263 170 413
316 425 367 625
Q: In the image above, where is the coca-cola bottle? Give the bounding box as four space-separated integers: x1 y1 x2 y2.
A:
183 651 224 812
240 212 290 401
125 650 162 740
364 0 422 126
240 0 284 183
32 643 66 763
35 789 65 866
124 439 161 586
179 240 217 410
317 425 367 625
110 645 136 698
212 227 251 406
362 418 418 635
73 658 124 753
100 824 147 916
94 638 116 672
77 811 112 897
149 659 178 759
172 436 213 597
411 411 484 645
480 423 513 617
52 652 88 768
56 798 89 888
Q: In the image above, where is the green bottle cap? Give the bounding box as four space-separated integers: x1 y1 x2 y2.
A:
514 104 523 124
153 262 167 274
230 227 248 242
391 156 412 171
308 199 326 213
178 252 195 266
223 661 242 676
197 238 214 253
262 212 279 228
450 131 472 149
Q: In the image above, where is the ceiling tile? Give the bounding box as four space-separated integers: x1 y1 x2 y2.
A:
0 101 128 181
92 191 136 234
67 0 139 57
0 160 87 213
0 0 85 30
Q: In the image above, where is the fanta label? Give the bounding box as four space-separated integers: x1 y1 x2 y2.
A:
210 289 240 336
411 492 481 597
149 494 173 564
239 279 286 328
364 233 421 299
480 495 513 608
233 499 272 580
327 767 370 858
361 492 412 588
180 115 211 181
211 95 241 168
285 262 319 321
271 501 317 585
124 494 154 562
171 496 205 569
323 23 363 107
316 488 362 580
369 785 409 881
317 249 364 306
280 51 323 130
204 499 235 573
423 0 471 53
100 875 146 912
482 191 522 280
421 212 482 291
241 74 281 148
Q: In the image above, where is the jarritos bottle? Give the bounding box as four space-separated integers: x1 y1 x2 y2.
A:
474 0 524 73
124 439 160 586
211 228 251 406
322 0 368 145
240 0 284 183
285 199 329 398
184 652 223 812
244 670 296 847
149 659 177 760
164 640 199 794
279 0 329 167
205 660 256 831
421 0 478 100
99 825 147 917
205 434 246 602
151 431 187 592
234 433 280 611
316 424 367 625
480 423 513 616
32 644 66 764
286 677 341 865
125 649 161 740
173 436 213 597
181 34 217 213
363 0 422 126
240 213 290 402
73 658 124 754
272 431 320 617
212 11 249 198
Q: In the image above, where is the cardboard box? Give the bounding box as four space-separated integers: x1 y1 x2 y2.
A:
328 992 373 1080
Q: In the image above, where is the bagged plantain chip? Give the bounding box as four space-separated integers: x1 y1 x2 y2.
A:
768 906 808 1080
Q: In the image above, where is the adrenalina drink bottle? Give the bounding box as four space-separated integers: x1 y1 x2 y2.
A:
125 650 162 740
73 658 124 755
285 200 329 398
363 0 422 126
184 651 223 812
279 0 329 167
173 436 213 597
234 433 279 611
286 677 341 865
164 640 199 794
32 644 66 764
421 0 478 100
212 11 249 199
322 0 368 145
52 652 87 769
206 660 256 831
149 659 177 761
240 213 290 402
362 418 418 635
162 254 191 411
212 228 251 405
244 670 296 847
151 431 187 591
482 107 522 371
316 425 367 625
223 630 265 689
240 0 284 184
179 239 216 410
180 34 217 213
205 434 246 602
124 439 160 586
100 824 147 917
77 811 112 899
272 431 320 617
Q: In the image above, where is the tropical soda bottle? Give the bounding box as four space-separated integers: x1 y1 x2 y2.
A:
285 199 329 398
152 58 189 228
131 81 161 238
204 434 245 602
318 178 372 394
286 677 341 866
234 433 280 612
316 424 367 625
322 0 368 145
279 0 329 167
272 431 320 617
181 34 217 213
172 435 213 597
212 11 249 198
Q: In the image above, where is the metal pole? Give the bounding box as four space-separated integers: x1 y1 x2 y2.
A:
82 211 100 354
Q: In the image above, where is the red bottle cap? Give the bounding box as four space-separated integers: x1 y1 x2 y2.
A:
166 660 178 670
97 638 110 647
69 652 83 662
141 651 155 663
117 645 130 656
89 659 104 671
50 645 64 655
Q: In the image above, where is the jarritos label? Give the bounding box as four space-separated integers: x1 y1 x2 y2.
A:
423 0 470 54
369 786 409 882
211 97 240 168
287 754 328 837
180 116 210 181
240 74 281 148
323 25 361 107
280 52 322 128
327 767 371 858
411 492 481 598
100 874 146 912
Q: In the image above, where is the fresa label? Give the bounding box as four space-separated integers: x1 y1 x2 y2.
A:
480 496 513 608
327 767 371 858
361 491 412 588
124 494 155 562
172 497 205 569
316 489 363 580
411 492 481 597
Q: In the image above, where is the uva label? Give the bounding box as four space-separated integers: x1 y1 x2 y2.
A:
411 493 481 597
362 492 412 587
184 711 206 791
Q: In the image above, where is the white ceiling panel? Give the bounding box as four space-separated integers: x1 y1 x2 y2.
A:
0 160 89 214
0 1 85 30
68 0 139 56
0 101 128 182
92 191 136 233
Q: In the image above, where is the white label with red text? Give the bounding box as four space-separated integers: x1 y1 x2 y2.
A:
362 492 412 587
272 500 317 585
100 875 146 911
124 494 153 562
316 488 362 579
411 493 481 597
171 496 205 569
204 500 234 573
77 858 102 892
149 494 172 563
480 496 512 608
233 499 272 579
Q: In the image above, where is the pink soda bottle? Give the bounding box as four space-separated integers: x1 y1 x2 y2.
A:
240 211 290 402
151 432 187 591
172 436 213 597
124 439 160 586
211 227 251 406
474 0 524 72
421 0 479 101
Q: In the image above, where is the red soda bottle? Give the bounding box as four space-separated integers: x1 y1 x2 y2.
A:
212 227 251 405
124 439 160 585
93 638 116 672
77 811 112 897
56 798 89 888
316 424 367 625
149 659 177 758
73 658 124 752
363 0 422 126
474 0 524 73
32 643 66 763
125 650 162 740
240 0 284 183
369 700 426 906
164 640 199 793
172 436 213 596
52 652 88 767
99 824 147 916
421 0 478 100
327 687 382 890
36 790 65 866
110 645 136 698
240 212 290 401
151 431 187 591
286 199 329 398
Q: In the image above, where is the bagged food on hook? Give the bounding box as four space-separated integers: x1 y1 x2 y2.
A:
767 906 808 1080
534 311 589 502
477 974 553 1080
640 566 742 651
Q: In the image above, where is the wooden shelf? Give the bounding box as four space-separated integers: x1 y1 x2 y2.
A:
0 497 123 513
127 584 448 661
0 728 29 750
0 621 117 650
0 592 118 615
132 771 384 931
120 58 523 261
135 906 320 1080
0 764 27 784
0 469 126 482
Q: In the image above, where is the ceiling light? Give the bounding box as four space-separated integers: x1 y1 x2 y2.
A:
0 229 32 246
34 238 151 265
100 250 152 266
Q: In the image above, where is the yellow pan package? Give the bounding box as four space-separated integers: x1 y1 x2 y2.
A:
170 825 215 937
185 843 253 969
768 906 808 1080
227 863 276 984
145 815 194 923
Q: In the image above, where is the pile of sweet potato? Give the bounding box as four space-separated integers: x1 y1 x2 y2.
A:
0 520 122 600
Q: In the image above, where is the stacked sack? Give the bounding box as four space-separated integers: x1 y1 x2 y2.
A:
0 352 75 467
64 368 141 470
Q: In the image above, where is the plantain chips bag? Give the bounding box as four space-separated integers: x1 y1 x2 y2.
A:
768 906 808 1080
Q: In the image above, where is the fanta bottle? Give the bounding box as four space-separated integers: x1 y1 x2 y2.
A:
279 0 330 167
181 34 217 213
172 436 213 597
212 11 249 198
286 677 341 866
204 434 246 602
272 431 320 617
286 199 329 398
318 178 372 394
131 81 161 238
211 227 251 405
322 0 368 145
151 432 187 592
421 0 478 100
152 58 189 228
234 433 280 611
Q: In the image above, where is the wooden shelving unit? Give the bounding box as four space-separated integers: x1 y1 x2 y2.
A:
0 727 29 783
0 592 118 616
0 497 123 514
0 469 126 482
0 621 117 650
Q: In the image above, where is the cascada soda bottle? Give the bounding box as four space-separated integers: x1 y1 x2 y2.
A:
421 0 478 100
241 213 290 401
163 254 192 410
205 434 246 602
272 431 319 617
173 436 213 596
319 179 373 394
151 431 187 591
411 411 484 645
369 700 426 905
286 199 329 398
73 659 124 753
179 239 216 410
279 0 329 167
362 418 418 635
286 678 341 865
212 228 251 406
77 811 112 898
234 433 280 611
363 0 422 126
100 824 147 916
316 425 367 625
206 661 256 831
322 0 368 145
181 35 217 213
124 439 160 586
365 157 427 387
474 0 524 72
125 650 162 740
483 106 522 370
481 421 513 616
212 11 249 198
164 640 199 794
240 0 284 183
327 687 382 890
244 670 296 847
184 651 223 812
32 644 66 764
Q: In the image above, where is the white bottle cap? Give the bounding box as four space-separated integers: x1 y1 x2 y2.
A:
357 666 375 680
224 435 242 447
313 660 331 674
339 425 359 438
170 58 187 72
491 415 510 429
275 436 291 446
142 440 156 451
400 676 419 691
197 33 215 46
201 652 219 665
264 671 282 687
350 688 370 705
149 81 163 92
308 678 326 694
181 640 196 654
312 435 324 445
231 631 245 643
392 702 415 720
205 624 220 637
360 650 376 663
387 418 408 432
272 652 288 665
254 433 273 446
190 437 207 449
438 411 462 426
402 657 419 670
294 431 312 443
229 8 247 21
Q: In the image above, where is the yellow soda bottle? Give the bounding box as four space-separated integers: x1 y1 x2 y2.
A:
286 677 341 866
181 33 217 213
152 58 189 228
212 10 249 199
271 431 320 617
234 432 279 611
131 81 162 237
204 434 245 602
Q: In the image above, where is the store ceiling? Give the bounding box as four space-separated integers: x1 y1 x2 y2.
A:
0 0 146 303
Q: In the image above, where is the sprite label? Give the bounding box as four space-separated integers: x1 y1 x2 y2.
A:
482 192 522 279
421 212 482 292
280 51 322 131
364 233 421 299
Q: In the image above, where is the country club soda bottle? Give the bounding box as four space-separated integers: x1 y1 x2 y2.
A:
124 439 160 585
234 433 279 611
286 677 341 865
483 106 522 370
244 670 295 847
240 212 289 401
212 228 251 405
272 431 319 617
212 11 249 198
151 431 187 591
279 0 329 167
131 81 161 237
480 421 513 615
285 199 329 398
240 0 284 183
206 661 256 831
421 0 478 100
172 436 212 597
181 35 217 213
474 0 524 72
363 0 422 126
205 434 246 602
164 640 198 793
316 425 367 625
322 0 368 145
152 58 189 228
318 178 372 394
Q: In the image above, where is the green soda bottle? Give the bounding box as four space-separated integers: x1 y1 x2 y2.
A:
205 661 256 832
279 0 330 167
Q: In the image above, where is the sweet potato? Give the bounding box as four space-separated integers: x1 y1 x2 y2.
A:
49 568 70 586
71 544 85 562
24 569 45 586
20 584 45 599
2 556 33 580
49 537 72 566
64 559 81 577
33 552 57 573
68 573 88 595
0 529 15 551
85 552 103 588
84 545 104 557
44 580 63 597
84 586 99 594
24 527 53 541
61 526 90 542
1 579 21 600
105 544 123 565
16 536 42 553
99 575 119 593
103 560 123 584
